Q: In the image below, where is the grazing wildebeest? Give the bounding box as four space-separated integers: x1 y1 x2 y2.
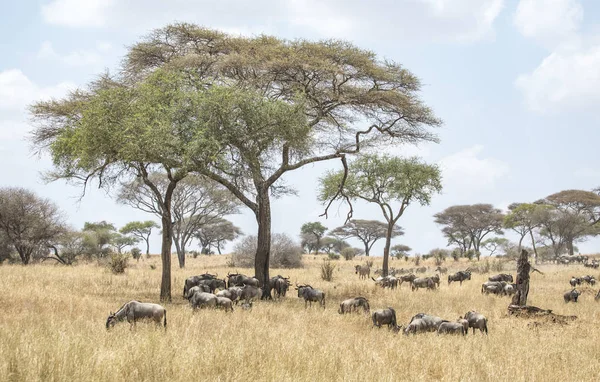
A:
434 266 448 274
398 274 417 287
463 311 488 335
182 273 217 297
190 292 218 310
296 284 326 309
448 270 472 285
106 301 166 330
215 297 234 312
185 285 211 299
581 275 596 286
570 277 582 288
355 265 371 280
216 287 242 304
411 277 435 291
403 318 428 335
437 321 466 335
481 283 503 295
372 307 399 331
564 289 581 303
488 274 513 283
239 285 262 303
408 313 444 332
198 278 227 294
338 297 370 314
372 276 398 289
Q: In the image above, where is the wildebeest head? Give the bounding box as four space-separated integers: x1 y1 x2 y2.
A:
106 312 117 330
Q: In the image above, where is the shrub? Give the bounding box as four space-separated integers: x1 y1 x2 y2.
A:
131 247 142 261
225 257 236 268
232 233 303 268
328 252 340 260
320 259 336 281
341 247 356 261
108 252 129 274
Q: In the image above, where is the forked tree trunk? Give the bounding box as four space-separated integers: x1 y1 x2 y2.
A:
529 230 538 264
511 249 531 306
255 188 272 300
174 238 185 268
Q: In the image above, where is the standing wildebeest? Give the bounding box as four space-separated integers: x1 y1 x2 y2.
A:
186 285 211 299
488 274 513 283
564 289 581 303
216 287 242 304
398 274 417 287
215 297 234 312
434 266 448 274
182 273 217 297
106 301 166 330
409 313 444 332
372 307 399 331
270 276 290 298
411 277 435 291
503 283 516 296
457 317 469 333
463 311 488 335
198 278 227 294
190 292 218 310
239 285 262 303
227 272 260 288
372 276 397 289
415 266 427 273
570 277 582 288
339 297 370 314
296 284 326 309
448 270 472 285
437 321 466 335
429 274 440 287
581 275 596 286
355 265 371 280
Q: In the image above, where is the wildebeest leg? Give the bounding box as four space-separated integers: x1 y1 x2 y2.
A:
305 300 308 309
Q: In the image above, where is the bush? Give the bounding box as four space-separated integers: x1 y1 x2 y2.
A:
341 247 356 261
320 259 336 281
328 252 340 260
232 233 303 268
108 252 129 274
189 250 201 258
225 257 236 268
414 254 421 266
131 247 142 261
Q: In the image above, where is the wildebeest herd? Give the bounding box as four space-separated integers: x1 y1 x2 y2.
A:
105 263 600 332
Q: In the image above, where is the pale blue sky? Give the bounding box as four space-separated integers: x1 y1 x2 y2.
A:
1 0 599 256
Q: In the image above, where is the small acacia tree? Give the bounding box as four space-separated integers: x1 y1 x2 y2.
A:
120 221 159 256
329 219 400 257
300 222 327 255
391 244 411 259
194 218 242 255
320 155 441 276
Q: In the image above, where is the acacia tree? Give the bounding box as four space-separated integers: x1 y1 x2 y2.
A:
319 155 441 275
434 204 504 260
535 206 590 257
0 187 65 264
120 221 159 256
329 219 401 257
30 70 210 301
194 218 242 254
481 237 509 257
300 222 327 255
504 203 547 263
119 173 239 267
121 23 440 297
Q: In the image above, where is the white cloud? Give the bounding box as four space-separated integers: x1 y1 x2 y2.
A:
37 41 112 67
439 145 509 191
514 0 583 47
0 69 75 113
41 0 116 28
515 43 600 113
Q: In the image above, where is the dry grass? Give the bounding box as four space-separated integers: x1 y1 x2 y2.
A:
1 255 600 381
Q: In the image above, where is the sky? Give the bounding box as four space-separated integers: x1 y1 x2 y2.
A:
1 0 600 256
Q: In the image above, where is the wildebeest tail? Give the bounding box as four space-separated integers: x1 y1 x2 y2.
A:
163 309 167 328
388 307 397 327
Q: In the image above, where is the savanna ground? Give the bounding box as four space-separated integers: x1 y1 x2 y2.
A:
1 255 599 382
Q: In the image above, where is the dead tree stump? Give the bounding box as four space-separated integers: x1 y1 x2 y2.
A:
511 249 531 306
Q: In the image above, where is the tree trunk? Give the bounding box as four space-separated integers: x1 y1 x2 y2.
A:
511 249 531 306
363 241 370 257
566 239 574 256
15 245 30 265
255 188 272 300
174 238 185 268
382 223 394 277
144 236 150 256
529 230 538 264
159 183 176 303
315 236 320 256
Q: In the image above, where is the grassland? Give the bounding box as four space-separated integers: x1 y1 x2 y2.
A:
1 255 599 382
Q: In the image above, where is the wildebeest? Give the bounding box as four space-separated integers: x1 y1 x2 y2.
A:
570 277 582 288
429 274 440 287
372 276 398 289
408 313 444 332
457 317 469 333
241 301 253 310
448 270 472 285
564 289 581 303
398 274 417 287
434 266 448 274
488 274 513 283
581 275 596 286
415 266 427 273
296 284 326 309
198 278 227 294
182 273 217 297
273 276 290 298
355 265 371 280
481 281 507 295
215 297 234 312
411 277 435 291
227 272 260 288
216 287 242 304
185 285 211 299
404 318 427 335
437 321 466 335
503 284 516 296
106 301 166 330
190 292 218 310
239 285 262 303
372 307 399 331
463 311 488 335
339 297 370 314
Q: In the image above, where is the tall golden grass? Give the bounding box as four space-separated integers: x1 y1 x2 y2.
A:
1 255 599 381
